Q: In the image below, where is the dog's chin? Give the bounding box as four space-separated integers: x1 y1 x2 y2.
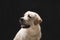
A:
21 24 30 28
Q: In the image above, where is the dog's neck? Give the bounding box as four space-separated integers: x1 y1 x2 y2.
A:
22 25 30 28
22 24 39 29
31 24 39 28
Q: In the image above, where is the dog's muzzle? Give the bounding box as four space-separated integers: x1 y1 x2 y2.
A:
19 18 30 28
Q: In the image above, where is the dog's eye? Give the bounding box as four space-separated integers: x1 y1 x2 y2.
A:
28 15 32 18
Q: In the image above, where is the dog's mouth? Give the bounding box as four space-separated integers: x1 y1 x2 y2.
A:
19 20 30 28
21 24 30 28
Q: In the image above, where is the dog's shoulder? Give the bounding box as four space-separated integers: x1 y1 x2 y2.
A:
13 28 27 40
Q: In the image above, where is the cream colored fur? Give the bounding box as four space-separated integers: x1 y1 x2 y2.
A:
13 11 42 40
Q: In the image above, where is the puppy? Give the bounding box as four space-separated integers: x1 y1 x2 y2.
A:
13 11 42 40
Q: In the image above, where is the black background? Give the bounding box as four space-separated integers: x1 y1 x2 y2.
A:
0 0 60 40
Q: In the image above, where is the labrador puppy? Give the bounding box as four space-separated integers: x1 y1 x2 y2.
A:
13 11 42 40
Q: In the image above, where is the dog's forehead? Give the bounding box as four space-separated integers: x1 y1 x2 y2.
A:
24 11 36 17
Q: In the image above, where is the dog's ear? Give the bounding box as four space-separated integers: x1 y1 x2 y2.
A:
34 15 42 25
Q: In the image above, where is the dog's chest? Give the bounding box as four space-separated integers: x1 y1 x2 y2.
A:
17 26 41 40
25 26 41 40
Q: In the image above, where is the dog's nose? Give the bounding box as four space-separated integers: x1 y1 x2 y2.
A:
20 18 24 21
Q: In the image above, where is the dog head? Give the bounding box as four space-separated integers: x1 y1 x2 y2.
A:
19 11 42 28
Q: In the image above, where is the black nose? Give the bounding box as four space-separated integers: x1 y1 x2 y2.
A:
20 18 24 21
